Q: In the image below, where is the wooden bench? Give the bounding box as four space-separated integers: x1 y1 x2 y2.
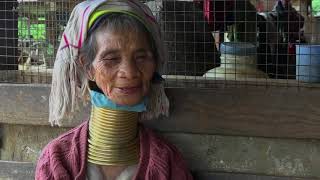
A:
0 161 317 180
0 161 34 180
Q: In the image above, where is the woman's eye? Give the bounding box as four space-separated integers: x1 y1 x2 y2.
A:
103 57 120 61
135 55 148 62
137 56 146 60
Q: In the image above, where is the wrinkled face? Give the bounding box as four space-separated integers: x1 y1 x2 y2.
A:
91 30 156 106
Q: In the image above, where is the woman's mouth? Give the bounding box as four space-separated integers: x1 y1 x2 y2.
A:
117 86 142 95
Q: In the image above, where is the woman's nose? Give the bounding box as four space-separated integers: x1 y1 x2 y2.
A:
118 59 140 79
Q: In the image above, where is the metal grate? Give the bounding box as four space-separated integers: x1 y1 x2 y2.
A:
0 0 319 88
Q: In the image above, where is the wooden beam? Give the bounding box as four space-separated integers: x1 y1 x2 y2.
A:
193 172 319 180
1 129 320 178
147 86 320 139
0 161 34 180
164 133 320 178
0 160 318 180
1 83 320 139
0 70 52 84
0 83 88 127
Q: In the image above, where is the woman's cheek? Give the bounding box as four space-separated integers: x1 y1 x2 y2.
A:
100 77 112 97
101 85 111 97
95 71 112 97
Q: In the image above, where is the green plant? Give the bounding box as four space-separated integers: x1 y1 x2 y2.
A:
313 0 320 16
18 17 46 40
18 17 54 56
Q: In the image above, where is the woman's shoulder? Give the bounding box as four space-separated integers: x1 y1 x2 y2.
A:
35 121 89 180
141 126 177 154
140 126 193 179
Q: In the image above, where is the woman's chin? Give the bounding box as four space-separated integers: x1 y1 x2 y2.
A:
108 88 146 106
111 95 144 106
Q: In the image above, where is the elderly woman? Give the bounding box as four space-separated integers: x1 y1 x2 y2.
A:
35 0 193 180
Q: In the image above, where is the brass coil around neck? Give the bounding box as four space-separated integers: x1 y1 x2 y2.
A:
87 106 140 166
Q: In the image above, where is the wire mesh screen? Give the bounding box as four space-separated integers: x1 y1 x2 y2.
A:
0 0 80 83
0 0 319 88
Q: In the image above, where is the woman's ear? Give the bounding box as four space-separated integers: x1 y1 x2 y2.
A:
78 55 95 81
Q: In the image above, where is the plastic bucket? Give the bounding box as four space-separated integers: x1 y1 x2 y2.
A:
296 45 320 82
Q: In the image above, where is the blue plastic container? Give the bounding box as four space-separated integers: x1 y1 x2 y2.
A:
296 45 320 82
220 42 256 56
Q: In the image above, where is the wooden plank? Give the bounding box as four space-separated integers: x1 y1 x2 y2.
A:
3 130 320 178
147 86 320 139
193 172 319 180
163 75 320 88
163 133 320 178
0 161 34 180
0 83 89 127
0 70 52 84
0 124 69 162
1 83 320 139
0 160 318 180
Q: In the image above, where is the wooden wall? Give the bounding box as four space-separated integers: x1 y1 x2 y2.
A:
0 82 320 179
0 1 319 179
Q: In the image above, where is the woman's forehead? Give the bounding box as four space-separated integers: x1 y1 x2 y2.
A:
95 30 151 53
